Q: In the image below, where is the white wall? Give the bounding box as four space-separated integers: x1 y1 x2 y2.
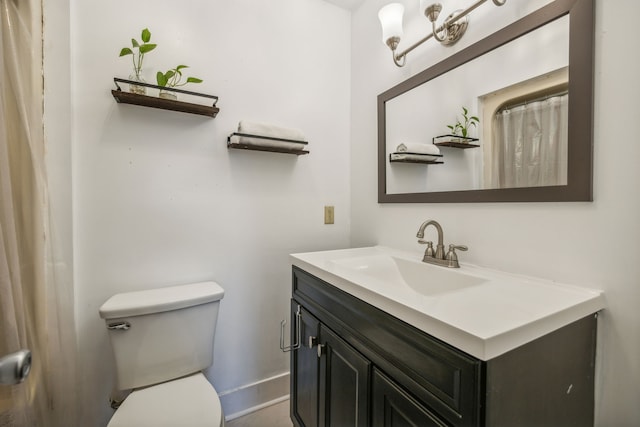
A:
43 0 640 425
45 0 351 425
351 0 640 425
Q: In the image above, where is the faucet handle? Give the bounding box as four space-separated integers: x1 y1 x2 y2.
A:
446 244 468 268
418 240 435 259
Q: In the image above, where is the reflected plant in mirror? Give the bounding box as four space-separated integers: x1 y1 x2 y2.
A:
447 106 479 139
378 0 594 203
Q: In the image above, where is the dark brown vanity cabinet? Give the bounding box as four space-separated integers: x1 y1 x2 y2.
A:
290 266 598 427
318 325 371 427
291 304 371 427
292 306 320 427
372 369 448 427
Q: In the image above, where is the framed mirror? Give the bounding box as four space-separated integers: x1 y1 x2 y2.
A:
378 0 594 203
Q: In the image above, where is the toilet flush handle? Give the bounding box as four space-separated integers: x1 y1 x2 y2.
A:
107 321 131 331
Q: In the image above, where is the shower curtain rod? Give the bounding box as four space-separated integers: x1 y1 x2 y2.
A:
498 89 569 112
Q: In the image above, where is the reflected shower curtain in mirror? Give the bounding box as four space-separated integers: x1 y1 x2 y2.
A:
491 94 568 188
0 0 78 425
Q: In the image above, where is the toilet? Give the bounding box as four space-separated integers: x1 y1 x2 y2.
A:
99 281 225 427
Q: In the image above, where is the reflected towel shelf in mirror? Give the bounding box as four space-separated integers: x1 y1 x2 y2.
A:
433 134 480 149
389 152 443 164
227 132 309 156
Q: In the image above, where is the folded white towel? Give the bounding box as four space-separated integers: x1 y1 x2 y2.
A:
390 153 442 162
230 134 307 151
396 143 440 156
238 120 306 142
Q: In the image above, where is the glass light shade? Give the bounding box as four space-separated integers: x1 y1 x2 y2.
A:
378 3 404 45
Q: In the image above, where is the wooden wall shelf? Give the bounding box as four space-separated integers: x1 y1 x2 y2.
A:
433 134 479 149
389 158 443 164
227 142 309 155
227 133 309 155
389 152 443 164
111 78 219 118
434 141 480 149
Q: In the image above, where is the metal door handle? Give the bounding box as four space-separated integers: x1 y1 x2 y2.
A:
280 305 302 352
0 350 32 385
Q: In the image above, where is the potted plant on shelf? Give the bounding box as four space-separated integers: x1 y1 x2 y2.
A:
156 65 203 100
435 106 480 146
119 28 157 95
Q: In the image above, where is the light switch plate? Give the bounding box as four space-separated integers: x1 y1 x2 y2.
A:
324 206 334 224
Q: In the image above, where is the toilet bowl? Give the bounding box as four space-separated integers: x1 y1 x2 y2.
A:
107 373 223 427
99 282 225 427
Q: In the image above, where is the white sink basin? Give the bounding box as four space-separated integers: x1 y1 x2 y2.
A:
291 246 605 361
332 254 487 296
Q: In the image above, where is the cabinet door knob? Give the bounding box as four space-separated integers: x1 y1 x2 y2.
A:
317 344 325 358
308 336 318 349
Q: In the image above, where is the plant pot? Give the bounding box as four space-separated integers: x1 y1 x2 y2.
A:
128 73 146 95
159 89 177 100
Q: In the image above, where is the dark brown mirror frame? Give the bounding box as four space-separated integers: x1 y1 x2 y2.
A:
378 0 594 203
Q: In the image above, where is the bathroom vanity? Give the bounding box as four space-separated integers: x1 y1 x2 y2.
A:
288 247 604 427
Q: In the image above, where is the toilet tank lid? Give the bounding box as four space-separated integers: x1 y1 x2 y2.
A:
99 281 224 319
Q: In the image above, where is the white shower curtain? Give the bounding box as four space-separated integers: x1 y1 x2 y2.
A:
0 0 78 426
491 94 568 188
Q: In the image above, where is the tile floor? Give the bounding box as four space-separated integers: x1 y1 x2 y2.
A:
226 400 293 427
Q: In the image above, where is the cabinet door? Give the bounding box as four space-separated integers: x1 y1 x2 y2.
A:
372 368 448 427
291 303 321 427
318 324 371 427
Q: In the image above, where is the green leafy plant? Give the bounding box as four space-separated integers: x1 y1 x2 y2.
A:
156 65 203 88
119 28 157 79
446 106 479 138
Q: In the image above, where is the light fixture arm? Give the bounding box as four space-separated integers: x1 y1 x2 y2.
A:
386 36 407 67
445 0 504 24
431 21 448 42
394 32 435 65
392 53 407 67
425 4 447 42
383 0 507 67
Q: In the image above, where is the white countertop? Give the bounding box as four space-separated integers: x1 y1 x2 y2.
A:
290 246 605 361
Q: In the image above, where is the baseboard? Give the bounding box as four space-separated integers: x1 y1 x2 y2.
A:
219 372 290 421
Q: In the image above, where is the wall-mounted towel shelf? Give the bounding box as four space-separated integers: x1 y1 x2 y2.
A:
111 78 220 118
433 135 479 149
389 152 443 164
227 132 309 156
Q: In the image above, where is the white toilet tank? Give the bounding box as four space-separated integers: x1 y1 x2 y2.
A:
99 282 224 391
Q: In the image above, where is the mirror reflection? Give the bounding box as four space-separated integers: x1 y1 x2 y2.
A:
378 0 594 203
385 16 569 194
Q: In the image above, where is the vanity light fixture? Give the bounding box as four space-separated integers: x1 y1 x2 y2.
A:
378 0 507 67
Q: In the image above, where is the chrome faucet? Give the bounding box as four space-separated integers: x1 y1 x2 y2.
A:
416 220 445 259
416 220 467 268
